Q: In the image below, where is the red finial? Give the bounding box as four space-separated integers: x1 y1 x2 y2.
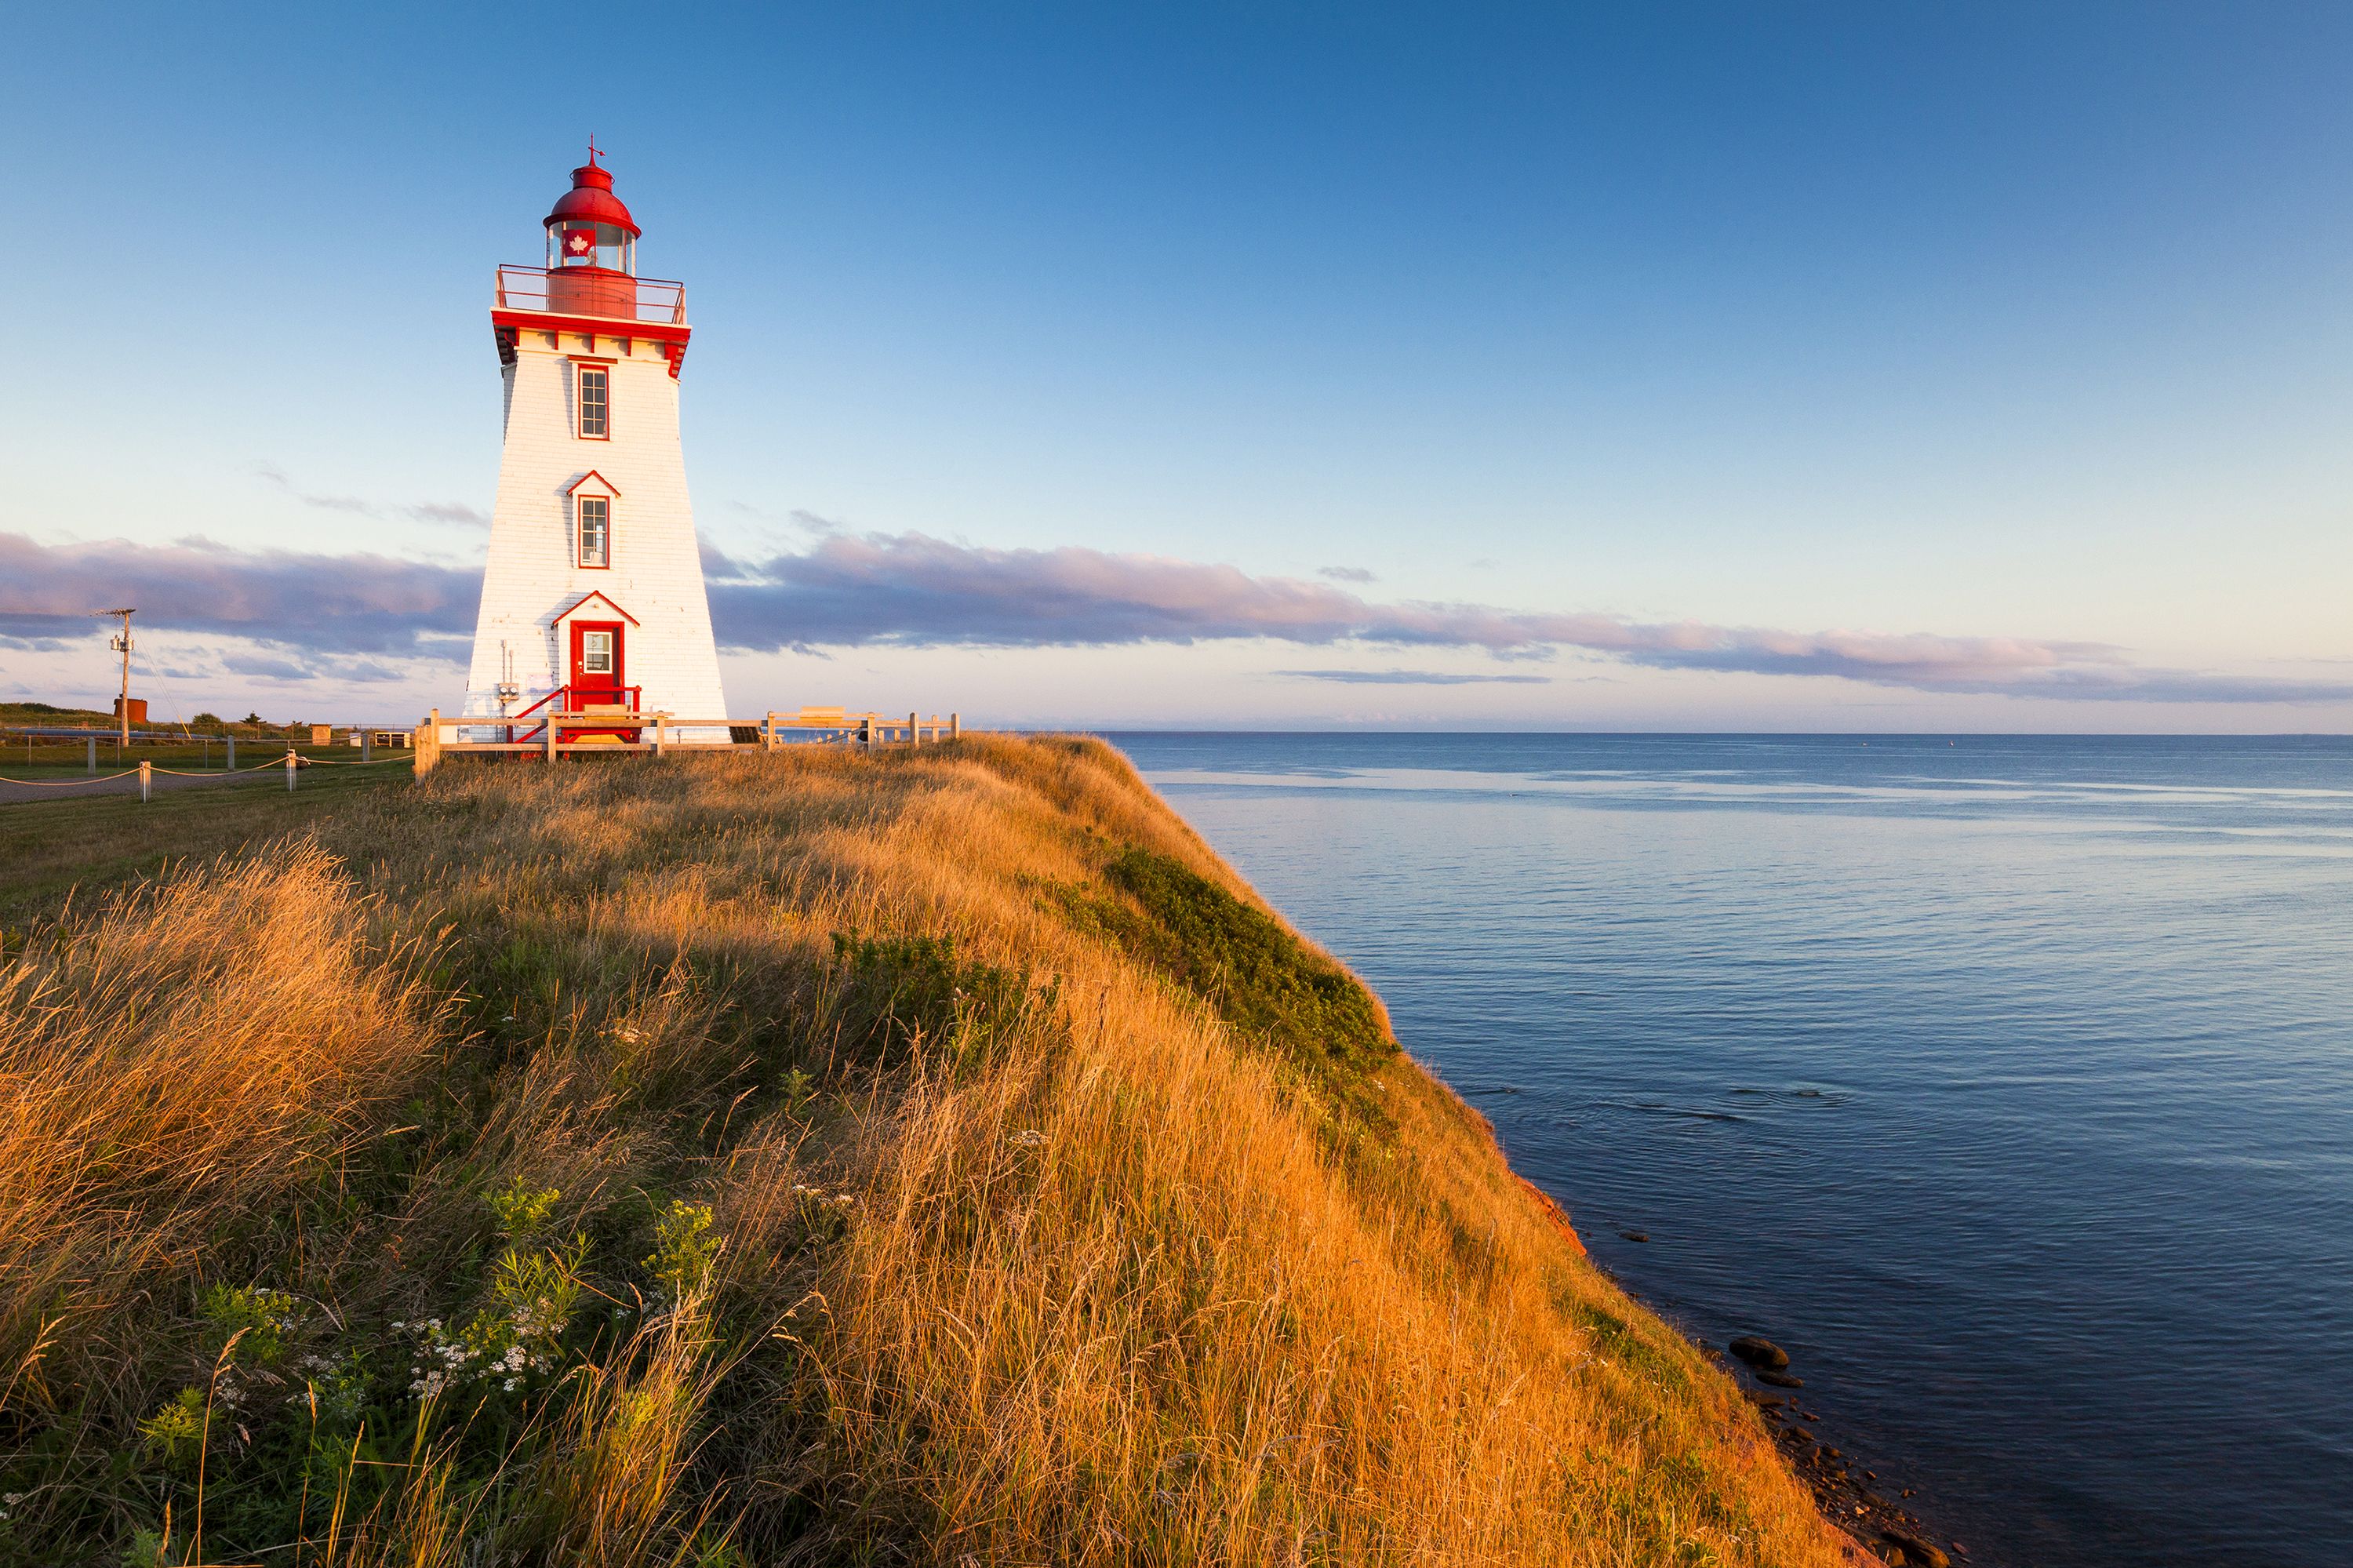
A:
546 144 639 235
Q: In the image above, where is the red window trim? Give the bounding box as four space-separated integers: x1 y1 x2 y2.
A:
576 493 613 569
576 362 611 442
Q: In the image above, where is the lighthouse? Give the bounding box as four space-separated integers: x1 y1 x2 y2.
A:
461 148 728 740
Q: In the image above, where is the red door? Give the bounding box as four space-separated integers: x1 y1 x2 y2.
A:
566 620 632 740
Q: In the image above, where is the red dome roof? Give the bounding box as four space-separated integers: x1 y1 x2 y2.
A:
544 161 639 237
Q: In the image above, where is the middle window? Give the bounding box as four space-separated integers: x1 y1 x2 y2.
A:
578 366 609 438
578 496 610 567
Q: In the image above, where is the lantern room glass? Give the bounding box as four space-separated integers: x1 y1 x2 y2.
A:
547 221 637 275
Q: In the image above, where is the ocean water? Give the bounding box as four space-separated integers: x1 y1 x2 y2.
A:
1106 733 2353 1568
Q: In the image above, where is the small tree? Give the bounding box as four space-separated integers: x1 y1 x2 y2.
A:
242 712 264 726
191 711 223 728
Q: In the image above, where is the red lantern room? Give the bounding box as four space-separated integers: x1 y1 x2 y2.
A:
493 144 688 373
543 143 639 318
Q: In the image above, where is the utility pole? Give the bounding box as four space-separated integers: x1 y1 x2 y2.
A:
94 608 135 751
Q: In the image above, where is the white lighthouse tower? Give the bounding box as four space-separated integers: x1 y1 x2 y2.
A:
462 147 727 740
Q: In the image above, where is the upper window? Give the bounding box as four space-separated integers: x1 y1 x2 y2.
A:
578 366 609 438
578 496 610 568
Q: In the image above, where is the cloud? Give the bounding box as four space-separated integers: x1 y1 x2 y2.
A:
1278 668 1552 686
256 463 488 528
705 529 2353 704
6 526 2344 708
409 501 490 528
1318 565 1377 583
0 532 477 656
223 653 321 680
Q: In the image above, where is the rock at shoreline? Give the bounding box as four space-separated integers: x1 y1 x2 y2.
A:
1618 1229 1651 1242
1882 1530 1950 1568
1729 1336 1791 1370
1755 1368 1804 1388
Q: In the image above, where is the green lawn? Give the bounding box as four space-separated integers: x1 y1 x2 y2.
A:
0 760 412 926
0 740 391 780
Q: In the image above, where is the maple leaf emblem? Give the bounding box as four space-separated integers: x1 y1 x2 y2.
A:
567 231 592 255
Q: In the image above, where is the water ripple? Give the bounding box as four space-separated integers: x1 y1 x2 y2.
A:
1114 733 2353 1568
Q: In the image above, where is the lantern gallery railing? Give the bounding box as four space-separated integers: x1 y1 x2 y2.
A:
493 266 687 326
415 708 962 775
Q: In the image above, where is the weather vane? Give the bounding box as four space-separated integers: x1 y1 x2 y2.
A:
587 133 604 168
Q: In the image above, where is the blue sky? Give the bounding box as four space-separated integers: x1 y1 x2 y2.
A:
3 2 2349 729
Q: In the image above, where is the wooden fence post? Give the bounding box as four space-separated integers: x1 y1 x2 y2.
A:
907 711 919 747
139 759 151 803
653 714 667 758
546 714 558 765
417 710 439 778
763 711 776 751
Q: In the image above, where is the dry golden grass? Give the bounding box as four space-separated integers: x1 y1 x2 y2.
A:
0 737 1859 1566
0 847 440 1414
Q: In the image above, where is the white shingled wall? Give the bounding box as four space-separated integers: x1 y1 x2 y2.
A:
460 329 729 739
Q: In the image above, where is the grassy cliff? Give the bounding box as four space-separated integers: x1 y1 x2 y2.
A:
0 737 1857 1566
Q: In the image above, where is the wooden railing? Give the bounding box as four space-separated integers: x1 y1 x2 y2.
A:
510 683 644 744
416 708 961 776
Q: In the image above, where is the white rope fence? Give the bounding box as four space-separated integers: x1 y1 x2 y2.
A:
0 748 413 800
6 708 969 802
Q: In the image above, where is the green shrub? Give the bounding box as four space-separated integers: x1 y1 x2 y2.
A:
136 1389 206 1473
199 1284 304 1366
1068 849 1396 1136
646 1199 723 1302
827 931 1049 1071
488 1175 562 1239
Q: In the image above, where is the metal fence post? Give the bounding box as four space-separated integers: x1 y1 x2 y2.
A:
362 727 373 762
285 750 297 791
226 733 236 770
950 712 961 740
86 735 96 773
139 759 151 802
